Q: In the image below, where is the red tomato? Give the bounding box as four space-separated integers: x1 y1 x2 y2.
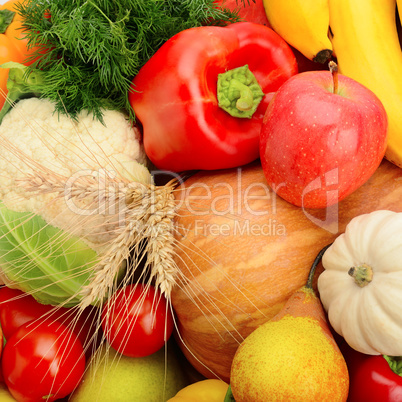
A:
0 287 54 339
0 286 101 357
101 284 174 357
2 318 85 401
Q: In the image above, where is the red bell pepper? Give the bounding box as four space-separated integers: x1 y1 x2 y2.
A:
339 340 402 401
129 22 297 172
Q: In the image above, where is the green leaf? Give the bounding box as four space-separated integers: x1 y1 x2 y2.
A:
0 201 98 307
0 9 15 35
15 0 242 121
384 355 402 377
0 62 45 124
224 385 236 402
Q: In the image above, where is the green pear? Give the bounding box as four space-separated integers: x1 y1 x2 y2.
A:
70 342 190 401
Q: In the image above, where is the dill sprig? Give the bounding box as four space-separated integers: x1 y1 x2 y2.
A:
16 0 241 121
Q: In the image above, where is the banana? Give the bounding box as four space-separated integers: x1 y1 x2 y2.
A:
329 0 402 168
262 0 332 63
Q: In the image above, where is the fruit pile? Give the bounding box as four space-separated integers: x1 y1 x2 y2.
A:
264 0 402 169
0 0 400 401
170 0 402 401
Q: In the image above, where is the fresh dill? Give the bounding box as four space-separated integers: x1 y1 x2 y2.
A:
16 0 241 121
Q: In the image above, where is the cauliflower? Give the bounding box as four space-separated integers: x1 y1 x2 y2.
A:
0 97 152 252
0 66 176 309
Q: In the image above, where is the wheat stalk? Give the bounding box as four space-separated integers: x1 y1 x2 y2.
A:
17 171 179 309
143 183 178 297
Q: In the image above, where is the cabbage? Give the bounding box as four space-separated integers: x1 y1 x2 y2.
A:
0 201 99 307
0 97 152 307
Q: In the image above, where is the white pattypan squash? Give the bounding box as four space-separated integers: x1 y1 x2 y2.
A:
317 210 402 356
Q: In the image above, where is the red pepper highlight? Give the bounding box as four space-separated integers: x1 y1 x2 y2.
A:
129 22 297 172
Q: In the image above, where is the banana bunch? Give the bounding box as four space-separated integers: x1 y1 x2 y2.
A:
263 0 402 168
329 0 402 168
262 0 332 63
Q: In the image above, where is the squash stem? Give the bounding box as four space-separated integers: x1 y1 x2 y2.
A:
306 244 332 289
348 264 373 287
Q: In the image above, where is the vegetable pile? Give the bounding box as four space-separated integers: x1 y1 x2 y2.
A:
129 21 297 171
15 0 241 120
0 0 400 400
0 96 151 306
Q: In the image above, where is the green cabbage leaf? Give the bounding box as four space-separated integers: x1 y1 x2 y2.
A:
0 201 98 307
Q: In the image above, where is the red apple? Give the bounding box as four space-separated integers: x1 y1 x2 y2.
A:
259 68 388 209
215 0 270 26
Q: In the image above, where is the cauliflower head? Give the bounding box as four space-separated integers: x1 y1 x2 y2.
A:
0 98 152 252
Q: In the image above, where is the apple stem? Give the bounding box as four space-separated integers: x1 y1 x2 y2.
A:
329 61 338 94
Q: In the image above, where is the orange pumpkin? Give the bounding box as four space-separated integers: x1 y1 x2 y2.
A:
171 159 402 382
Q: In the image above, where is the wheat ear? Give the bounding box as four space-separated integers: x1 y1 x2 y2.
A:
17 171 179 309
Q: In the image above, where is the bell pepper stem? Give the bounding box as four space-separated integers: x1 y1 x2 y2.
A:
230 79 254 111
217 64 264 119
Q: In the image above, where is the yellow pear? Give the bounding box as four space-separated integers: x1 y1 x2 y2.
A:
230 247 349 401
0 382 15 401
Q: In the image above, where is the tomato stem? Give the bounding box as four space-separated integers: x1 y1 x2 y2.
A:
329 61 339 95
384 355 402 377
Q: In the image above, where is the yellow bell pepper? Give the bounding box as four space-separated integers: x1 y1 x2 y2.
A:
167 379 229 402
